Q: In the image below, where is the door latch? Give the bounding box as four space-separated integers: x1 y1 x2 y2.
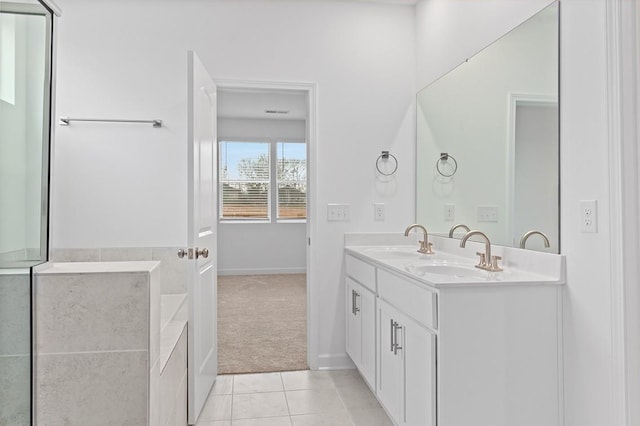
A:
177 248 194 260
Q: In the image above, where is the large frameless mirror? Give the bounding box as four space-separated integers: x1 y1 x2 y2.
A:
0 0 53 424
416 2 559 253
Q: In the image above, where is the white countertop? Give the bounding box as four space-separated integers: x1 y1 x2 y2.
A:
34 261 161 275
345 233 566 288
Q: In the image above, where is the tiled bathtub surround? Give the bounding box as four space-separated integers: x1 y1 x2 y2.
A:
50 247 187 294
34 261 161 425
0 270 31 426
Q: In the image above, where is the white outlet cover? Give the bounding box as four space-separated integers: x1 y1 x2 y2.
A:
444 204 455 222
581 200 597 233
374 203 385 221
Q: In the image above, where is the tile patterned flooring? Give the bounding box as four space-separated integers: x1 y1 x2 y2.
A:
195 370 394 426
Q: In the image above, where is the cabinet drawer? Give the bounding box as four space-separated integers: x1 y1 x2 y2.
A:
345 254 376 292
377 269 437 330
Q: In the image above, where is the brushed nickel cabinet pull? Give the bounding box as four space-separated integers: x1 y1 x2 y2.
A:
390 319 395 352
351 290 356 315
393 322 403 355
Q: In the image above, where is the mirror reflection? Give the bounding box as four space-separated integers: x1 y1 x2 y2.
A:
416 2 559 252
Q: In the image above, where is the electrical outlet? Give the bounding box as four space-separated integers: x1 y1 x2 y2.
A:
581 200 597 233
327 204 350 222
374 203 385 221
477 206 499 222
444 204 455 222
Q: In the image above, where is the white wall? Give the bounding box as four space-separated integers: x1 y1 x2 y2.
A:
218 117 306 275
416 1 613 425
52 0 417 367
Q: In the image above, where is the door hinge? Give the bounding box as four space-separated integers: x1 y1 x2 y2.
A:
308 237 311 246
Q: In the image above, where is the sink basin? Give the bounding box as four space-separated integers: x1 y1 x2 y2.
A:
405 263 488 280
362 246 422 259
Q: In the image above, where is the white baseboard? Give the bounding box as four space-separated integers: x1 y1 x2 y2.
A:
315 353 355 371
217 267 306 276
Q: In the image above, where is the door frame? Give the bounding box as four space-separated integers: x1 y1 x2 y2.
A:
606 1 640 425
213 79 319 370
506 92 558 248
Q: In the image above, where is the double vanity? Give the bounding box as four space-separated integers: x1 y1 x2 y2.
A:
344 231 565 426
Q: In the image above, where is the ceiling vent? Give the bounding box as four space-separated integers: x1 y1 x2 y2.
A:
264 110 290 115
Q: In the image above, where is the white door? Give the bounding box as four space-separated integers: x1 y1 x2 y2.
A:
187 51 218 424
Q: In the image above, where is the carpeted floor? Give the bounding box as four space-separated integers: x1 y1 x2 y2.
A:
217 274 308 374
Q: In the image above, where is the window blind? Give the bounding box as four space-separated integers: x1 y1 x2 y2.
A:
219 141 270 220
277 142 307 220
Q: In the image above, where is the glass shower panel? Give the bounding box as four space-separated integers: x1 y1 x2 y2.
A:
0 1 52 425
0 5 50 265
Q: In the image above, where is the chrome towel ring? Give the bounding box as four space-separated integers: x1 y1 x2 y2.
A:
436 153 457 177
376 151 398 176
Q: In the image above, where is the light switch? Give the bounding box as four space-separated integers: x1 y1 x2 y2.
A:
477 206 499 222
327 204 350 222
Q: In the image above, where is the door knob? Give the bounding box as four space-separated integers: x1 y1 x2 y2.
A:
196 247 209 259
177 249 188 259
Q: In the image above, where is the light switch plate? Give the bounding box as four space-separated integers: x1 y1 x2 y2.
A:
327 204 350 222
477 205 499 222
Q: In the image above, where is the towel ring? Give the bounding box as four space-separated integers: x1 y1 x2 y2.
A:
376 151 398 176
436 153 457 177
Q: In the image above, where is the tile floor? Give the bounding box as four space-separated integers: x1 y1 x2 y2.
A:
195 370 394 426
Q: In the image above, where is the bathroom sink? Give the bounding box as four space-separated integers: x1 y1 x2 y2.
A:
405 263 488 280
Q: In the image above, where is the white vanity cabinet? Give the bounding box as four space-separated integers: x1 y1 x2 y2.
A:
377 272 437 426
345 257 376 389
345 248 563 426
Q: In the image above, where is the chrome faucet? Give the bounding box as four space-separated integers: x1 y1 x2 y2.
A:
404 224 434 254
460 230 503 272
448 223 470 238
519 230 550 249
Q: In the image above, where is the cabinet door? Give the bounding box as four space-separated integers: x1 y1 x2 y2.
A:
403 318 436 426
346 278 362 367
359 284 376 389
377 299 404 423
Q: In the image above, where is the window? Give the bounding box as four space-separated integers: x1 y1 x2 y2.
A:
218 140 307 221
219 141 270 220
277 142 306 220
